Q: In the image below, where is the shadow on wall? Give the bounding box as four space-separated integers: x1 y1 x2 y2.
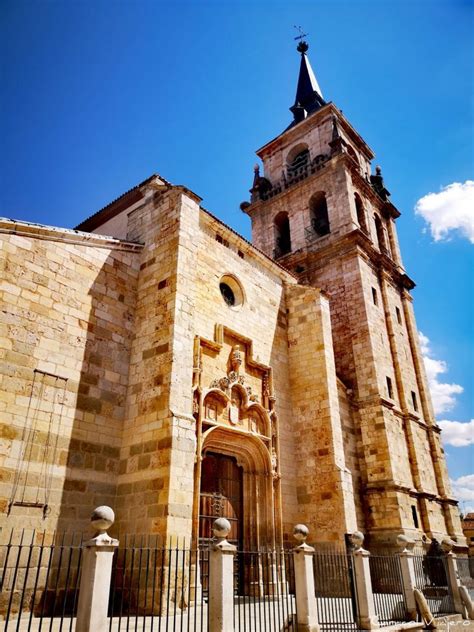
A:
52 248 139 536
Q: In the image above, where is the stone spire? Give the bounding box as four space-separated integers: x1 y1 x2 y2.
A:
290 41 326 124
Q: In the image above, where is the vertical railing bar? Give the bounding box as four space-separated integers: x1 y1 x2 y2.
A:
0 529 14 592
70 533 83 632
118 538 129 632
134 534 144 632
58 533 75 632
15 530 36 632
173 539 179 632
236 552 245 632
262 550 268 632
126 534 137 632
38 531 56 632
48 531 66 632
5 529 25 629
109 543 119 632
281 550 290 630
186 542 192 632
144 536 151 629
150 536 158 632
262 549 269 632
157 545 165 632
193 548 198 632
28 531 47 632
241 552 246 632
166 542 173 632
254 549 261 632
180 539 185 632
257 551 264 632
270 549 278 632
274 549 282 632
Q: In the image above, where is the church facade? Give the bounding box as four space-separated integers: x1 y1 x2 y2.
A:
0 43 465 549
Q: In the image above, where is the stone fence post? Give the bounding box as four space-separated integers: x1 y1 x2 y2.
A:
442 539 465 616
76 506 119 632
209 518 236 632
396 535 418 620
350 531 379 630
292 524 320 632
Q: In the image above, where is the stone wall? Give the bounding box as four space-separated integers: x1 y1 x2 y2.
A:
0 221 140 538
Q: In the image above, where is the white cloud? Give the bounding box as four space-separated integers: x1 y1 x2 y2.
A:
438 419 474 447
451 474 474 514
419 332 463 415
415 180 474 243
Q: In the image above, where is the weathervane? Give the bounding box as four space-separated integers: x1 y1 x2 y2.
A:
293 25 308 41
293 25 309 53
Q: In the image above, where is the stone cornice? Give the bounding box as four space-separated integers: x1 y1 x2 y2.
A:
0 218 144 252
255 103 375 161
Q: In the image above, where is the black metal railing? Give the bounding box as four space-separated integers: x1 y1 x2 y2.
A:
369 555 408 626
412 554 455 616
233 549 297 631
313 548 359 631
108 536 209 632
0 530 83 631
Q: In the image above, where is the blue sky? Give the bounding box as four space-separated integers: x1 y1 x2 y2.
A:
1 1 473 507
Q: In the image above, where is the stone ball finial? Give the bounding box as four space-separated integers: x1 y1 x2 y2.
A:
212 517 231 540
441 537 455 553
90 505 115 535
396 534 416 551
375 165 382 175
350 530 365 550
293 524 309 543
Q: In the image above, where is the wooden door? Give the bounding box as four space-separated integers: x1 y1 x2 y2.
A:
199 452 243 547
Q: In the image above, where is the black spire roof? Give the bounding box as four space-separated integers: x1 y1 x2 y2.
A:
290 41 326 125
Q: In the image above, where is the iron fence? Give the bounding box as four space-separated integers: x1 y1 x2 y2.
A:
108 536 208 632
412 554 455 616
369 555 407 626
457 556 474 600
233 549 297 632
0 530 83 632
313 549 359 631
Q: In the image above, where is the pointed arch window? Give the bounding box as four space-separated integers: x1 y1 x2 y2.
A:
273 211 291 258
309 191 330 237
354 193 369 234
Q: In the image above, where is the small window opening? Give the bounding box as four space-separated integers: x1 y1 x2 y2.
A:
310 191 330 237
238 250 244 259
372 288 378 305
215 234 223 244
374 214 388 254
386 376 393 399
396 307 402 324
219 283 235 306
354 193 368 234
411 391 418 412
274 212 291 257
411 505 419 529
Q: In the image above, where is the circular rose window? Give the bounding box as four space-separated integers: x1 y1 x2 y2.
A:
219 275 244 309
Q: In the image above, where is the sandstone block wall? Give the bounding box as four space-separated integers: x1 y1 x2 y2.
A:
0 221 140 538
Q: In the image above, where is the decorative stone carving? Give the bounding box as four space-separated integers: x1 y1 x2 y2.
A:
229 345 242 373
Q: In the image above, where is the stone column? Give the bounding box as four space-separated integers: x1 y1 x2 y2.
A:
350 532 379 630
76 506 119 632
396 535 418 620
292 524 320 632
442 539 465 615
209 518 236 632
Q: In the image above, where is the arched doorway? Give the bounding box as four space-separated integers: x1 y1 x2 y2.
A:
198 426 275 551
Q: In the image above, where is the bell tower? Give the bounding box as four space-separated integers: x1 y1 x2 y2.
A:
242 41 465 546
